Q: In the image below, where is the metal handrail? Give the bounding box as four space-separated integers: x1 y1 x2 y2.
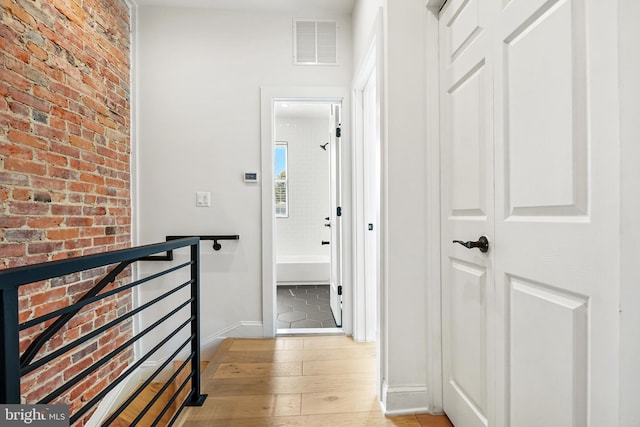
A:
0 237 208 425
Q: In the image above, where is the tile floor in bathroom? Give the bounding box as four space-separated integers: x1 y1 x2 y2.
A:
277 284 338 329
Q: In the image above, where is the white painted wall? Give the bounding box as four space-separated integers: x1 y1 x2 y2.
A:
352 0 382 73
135 5 352 359
352 0 430 414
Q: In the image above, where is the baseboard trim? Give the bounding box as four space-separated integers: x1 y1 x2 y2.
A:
201 321 263 360
85 369 142 427
381 381 430 416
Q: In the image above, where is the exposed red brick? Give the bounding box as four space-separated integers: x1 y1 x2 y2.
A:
2 0 132 422
34 123 68 142
34 86 69 108
0 67 32 91
26 41 48 62
0 141 33 159
4 158 46 175
28 241 64 255
4 1 37 27
37 151 68 167
30 287 69 306
26 216 65 228
7 129 48 151
47 228 80 240
0 243 27 257
7 87 50 112
12 188 30 201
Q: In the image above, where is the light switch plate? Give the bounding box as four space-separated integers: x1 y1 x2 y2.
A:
196 191 211 207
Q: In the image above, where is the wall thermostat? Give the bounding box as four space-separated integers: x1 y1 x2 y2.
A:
244 172 258 182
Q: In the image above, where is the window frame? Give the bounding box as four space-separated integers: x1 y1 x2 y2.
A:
274 141 289 218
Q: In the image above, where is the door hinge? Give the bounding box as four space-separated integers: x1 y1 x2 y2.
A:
337 285 342 295
337 207 342 217
336 127 341 138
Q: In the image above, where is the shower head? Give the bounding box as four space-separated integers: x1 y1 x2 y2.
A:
320 142 329 151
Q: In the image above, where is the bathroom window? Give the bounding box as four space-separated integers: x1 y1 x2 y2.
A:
275 142 288 217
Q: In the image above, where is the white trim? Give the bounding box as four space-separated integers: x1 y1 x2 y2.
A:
85 368 142 427
380 381 430 416
124 0 143 364
619 1 640 425
424 4 444 414
90 3 139 426
276 327 343 336
425 0 446 12
351 7 386 406
352 32 378 344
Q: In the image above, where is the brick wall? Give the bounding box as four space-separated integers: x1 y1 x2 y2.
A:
0 0 132 424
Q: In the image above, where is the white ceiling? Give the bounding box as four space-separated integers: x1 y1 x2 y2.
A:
134 0 355 15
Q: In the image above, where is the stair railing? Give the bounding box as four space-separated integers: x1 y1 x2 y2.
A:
0 237 207 426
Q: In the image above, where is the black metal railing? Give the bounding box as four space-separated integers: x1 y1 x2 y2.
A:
0 237 207 426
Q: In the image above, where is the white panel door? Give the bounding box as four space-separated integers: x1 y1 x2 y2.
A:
440 0 495 426
329 104 343 327
440 0 620 426
493 0 619 426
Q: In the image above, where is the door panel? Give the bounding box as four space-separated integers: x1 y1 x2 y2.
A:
509 276 588 427
440 0 494 426
494 0 618 426
502 0 587 216
449 260 487 417
329 104 343 327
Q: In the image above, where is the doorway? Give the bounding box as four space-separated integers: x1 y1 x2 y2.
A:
273 101 343 333
260 86 351 338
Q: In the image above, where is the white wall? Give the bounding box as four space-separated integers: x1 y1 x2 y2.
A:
135 5 352 358
275 115 331 260
352 0 383 73
352 0 430 415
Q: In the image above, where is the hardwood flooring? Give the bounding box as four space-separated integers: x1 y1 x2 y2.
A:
176 336 452 426
109 362 208 426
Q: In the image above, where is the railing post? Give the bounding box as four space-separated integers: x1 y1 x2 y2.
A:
186 240 207 406
0 288 21 403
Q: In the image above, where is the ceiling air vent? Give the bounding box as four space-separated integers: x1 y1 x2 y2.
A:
294 20 338 65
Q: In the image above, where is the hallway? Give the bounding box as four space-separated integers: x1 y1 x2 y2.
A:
177 336 452 426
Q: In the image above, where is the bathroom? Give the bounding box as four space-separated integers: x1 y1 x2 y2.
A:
273 101 342 331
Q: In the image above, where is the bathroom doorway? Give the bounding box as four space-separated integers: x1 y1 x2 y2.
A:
273 100 344 334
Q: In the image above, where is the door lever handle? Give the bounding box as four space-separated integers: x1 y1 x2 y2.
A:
452 236 489 253
321 241 330 245
324 223 331 228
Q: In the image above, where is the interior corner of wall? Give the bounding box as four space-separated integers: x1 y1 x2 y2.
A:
201 321 264 360
380 383 430 416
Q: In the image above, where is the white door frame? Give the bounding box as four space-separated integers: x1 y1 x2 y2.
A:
260 86 352 338
352 39 380 343
424 0 446 414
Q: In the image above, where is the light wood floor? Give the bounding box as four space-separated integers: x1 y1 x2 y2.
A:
176 336 453 426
